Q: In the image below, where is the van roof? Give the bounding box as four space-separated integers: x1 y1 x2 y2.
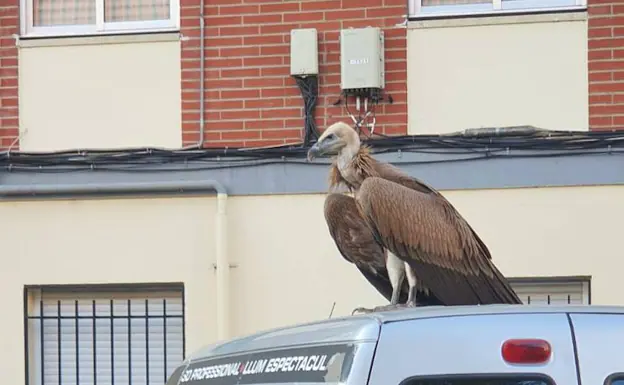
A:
186 304 624 363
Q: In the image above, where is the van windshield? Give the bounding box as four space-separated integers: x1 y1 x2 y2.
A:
172 343 358 385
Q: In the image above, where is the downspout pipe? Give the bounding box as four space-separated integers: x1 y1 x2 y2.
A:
197 0 205 148
0 180 231 341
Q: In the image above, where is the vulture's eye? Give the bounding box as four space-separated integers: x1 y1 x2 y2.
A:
326 134 335 140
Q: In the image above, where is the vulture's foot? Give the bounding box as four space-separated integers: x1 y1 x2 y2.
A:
410 299 438 307
370 303 408 313
351 307 375 315
405 300 420 308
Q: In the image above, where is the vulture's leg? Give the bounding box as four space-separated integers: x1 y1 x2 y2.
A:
405 263 418 307
387 251 406 305
352 252 406 315
367 252 408 313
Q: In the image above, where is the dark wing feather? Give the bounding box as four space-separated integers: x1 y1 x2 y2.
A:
355 177 522 305
372 160 494 260
324 193 408 303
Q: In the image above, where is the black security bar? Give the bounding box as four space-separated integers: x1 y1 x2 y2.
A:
25 298 185 385
525 294 573 304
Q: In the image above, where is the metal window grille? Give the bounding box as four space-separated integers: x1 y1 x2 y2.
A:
24 286 185 385
508 276 591 306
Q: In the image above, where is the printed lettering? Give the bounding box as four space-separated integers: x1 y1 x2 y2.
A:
175 345 353 383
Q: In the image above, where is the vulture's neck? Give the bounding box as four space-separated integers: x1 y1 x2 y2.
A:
329 146 376 191
328 143 442 197
337 145 358 171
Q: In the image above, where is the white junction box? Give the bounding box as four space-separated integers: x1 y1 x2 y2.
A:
340 27 385 91
290 28 319 76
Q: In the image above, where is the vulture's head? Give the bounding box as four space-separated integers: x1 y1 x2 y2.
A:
307 121 360 162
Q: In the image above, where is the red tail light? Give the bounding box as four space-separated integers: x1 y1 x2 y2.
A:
501 339 552 364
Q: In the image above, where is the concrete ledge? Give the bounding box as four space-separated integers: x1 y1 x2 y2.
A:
18 31 181 48
408 8 587 29
0 149 622 199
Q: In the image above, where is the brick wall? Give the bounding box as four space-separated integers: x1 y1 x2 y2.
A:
0 0 19 150
180 0 408 148
588 0 624 131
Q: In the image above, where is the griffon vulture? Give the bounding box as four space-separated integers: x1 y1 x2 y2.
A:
308 121 522 312
324 193 443 312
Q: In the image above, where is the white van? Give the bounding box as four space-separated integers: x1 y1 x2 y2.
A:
165 304 624 385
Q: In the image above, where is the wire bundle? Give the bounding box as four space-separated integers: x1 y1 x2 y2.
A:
294 75 320 146
1 128 623 173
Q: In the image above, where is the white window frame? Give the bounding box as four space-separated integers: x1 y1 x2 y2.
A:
408 0 586 19
20 0 180 38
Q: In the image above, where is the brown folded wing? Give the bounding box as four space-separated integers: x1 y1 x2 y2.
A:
355 177 522 305
324 193 408 303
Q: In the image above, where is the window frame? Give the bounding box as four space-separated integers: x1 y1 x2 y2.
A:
23 283 186 385
408 0 586 19
399 373 556 385
507 275 591 305
605 373 624 385
19 0 180 38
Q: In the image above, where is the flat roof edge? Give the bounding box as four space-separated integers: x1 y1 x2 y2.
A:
373 304 624 323
183 304 624 363
185 316 382 363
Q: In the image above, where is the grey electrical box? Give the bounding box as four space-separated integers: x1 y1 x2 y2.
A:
340 27 385 91
290 28 319 76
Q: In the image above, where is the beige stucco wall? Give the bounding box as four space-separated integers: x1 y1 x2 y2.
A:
17 34 182 151
1 185 623 383
407 13 589 134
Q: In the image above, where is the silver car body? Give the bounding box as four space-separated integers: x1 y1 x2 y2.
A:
166 305 624 385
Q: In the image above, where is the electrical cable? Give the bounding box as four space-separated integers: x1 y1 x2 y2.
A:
4 148 624 174
1 129 624 173
294 75 320 146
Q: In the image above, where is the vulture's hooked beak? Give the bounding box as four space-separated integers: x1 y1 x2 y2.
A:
307 141 323 162
307 134 341 161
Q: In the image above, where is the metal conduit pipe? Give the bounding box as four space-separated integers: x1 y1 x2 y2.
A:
0 180 231 340
197 0 206 148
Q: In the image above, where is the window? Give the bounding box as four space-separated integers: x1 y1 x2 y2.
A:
606 374 624 385
24 284 185 385
408 0 585 18
403 376 553 385
508 276 591 305
21 0 179 38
